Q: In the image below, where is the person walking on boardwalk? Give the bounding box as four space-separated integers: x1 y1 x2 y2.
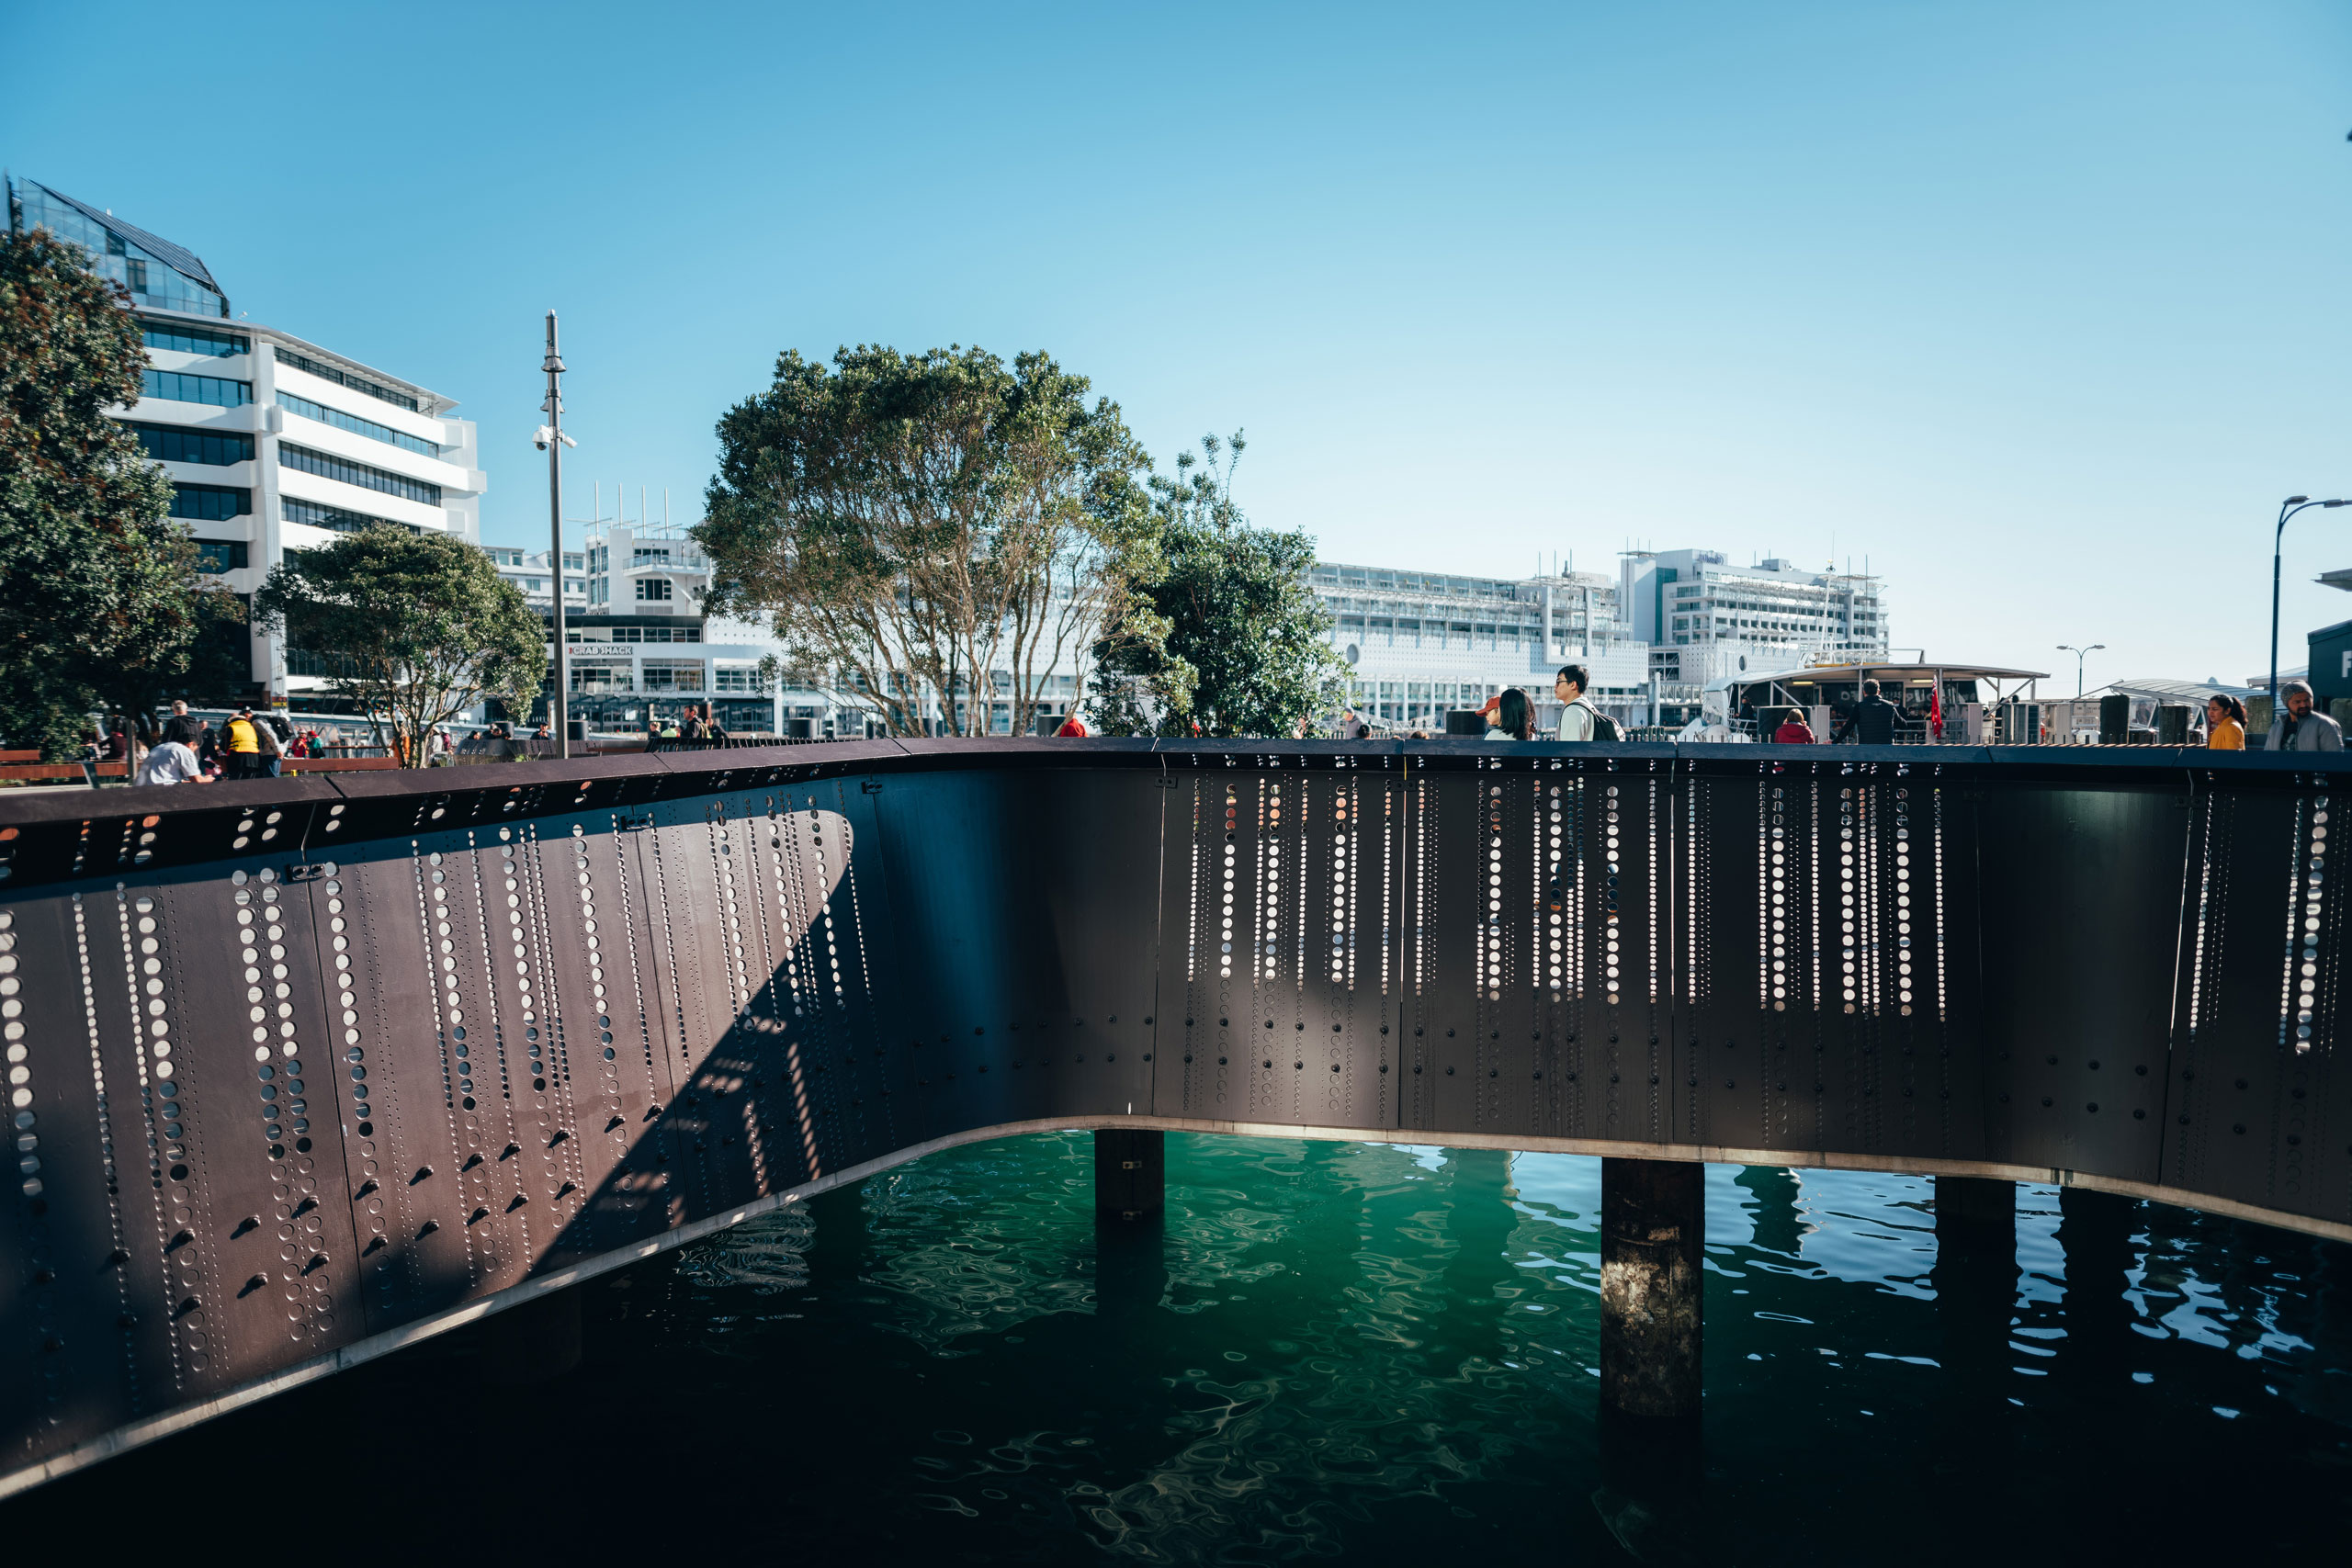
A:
1487 687 1537 740
2206 694 2246 750
2266 680 2343 751
1554 664 1597 741
1833 680 1901 745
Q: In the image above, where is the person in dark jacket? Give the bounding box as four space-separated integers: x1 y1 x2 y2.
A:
161 701 204 747
1833 680 1901 745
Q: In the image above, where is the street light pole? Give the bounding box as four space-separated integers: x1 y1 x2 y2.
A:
2055 643 2104 699
2272 496 2350 706
542 313 570 761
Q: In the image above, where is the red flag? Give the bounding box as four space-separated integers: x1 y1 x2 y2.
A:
1928 684 1944 740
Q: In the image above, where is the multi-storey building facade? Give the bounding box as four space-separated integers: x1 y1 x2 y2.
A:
1620 549 1889 726
525 521 782 734
1311 561 1654 732
9 179 487 709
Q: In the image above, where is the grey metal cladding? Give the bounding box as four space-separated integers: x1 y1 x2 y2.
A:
0 739 2344 1489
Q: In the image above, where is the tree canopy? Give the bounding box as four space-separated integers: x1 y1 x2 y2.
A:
1091 433 1347 739
696 344 1159 737
0 226 237 756
253 526 544 766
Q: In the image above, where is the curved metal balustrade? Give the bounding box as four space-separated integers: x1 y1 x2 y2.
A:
0 738 2343 1491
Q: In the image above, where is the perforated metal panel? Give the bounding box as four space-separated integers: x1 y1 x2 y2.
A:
3 739 2349 1490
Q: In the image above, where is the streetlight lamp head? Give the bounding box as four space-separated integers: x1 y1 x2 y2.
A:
2325 500 2350 508
2286 495 2311 506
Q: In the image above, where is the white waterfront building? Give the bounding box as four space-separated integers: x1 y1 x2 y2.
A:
1619 549 1890 727
9 179 489 710
1310 561 1654 733
488 514 782 736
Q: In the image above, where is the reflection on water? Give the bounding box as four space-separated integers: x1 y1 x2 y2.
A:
12 1134 2351 1561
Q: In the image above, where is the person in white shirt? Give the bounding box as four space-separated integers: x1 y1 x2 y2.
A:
1555 663 1597 741
134 739 203 786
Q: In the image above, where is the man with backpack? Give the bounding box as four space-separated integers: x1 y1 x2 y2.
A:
1553 664 1623 742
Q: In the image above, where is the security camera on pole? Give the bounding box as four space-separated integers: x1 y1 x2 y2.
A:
532 312 578 760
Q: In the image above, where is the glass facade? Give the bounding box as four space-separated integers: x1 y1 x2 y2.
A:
561 624 700 643
130 422 254 466
11 180 229 318
142 369 252 407
194 540 250 572
278 444 442 507
640 660 703 691
636 578 673 601
281 497 420 535
141 321 247 357
569 662 632 693
170 483 252 521
277 389 440 457
271 348 421 413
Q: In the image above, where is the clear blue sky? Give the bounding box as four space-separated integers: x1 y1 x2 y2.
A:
9 1 2348 687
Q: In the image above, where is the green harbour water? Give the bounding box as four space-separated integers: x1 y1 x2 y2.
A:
15 1131 2352 1561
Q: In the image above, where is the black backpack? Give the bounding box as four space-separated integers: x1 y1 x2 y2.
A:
1573 699 1624 742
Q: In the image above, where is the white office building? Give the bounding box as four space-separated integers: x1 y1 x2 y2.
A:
507 517 781 735
1310 561 1654 732
9 179 488 708
1620 549 1889 726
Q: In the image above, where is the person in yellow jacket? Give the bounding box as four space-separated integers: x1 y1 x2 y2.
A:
224 707 261 780
2205 694 2246 750
222 706 285 779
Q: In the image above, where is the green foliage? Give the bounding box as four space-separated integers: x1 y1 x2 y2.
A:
697 344 1158 736
0 227 232 756
1091 433 1347 739
253 527 545 766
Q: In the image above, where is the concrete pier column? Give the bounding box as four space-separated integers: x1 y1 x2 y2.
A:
1935 1175 2016 1247
1093 1128 1164 1222
1600 1156 1704 1419
1933 1176 2017 1439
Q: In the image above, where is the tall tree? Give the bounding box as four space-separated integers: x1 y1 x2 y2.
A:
1091 433 1348 739
253 526 545 766
0 226 233 756
696 345 1158 737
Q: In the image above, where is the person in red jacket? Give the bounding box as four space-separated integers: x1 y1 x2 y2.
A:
1772 711 1817 745
1055 714 1089 738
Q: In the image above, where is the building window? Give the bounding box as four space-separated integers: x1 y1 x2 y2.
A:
130 422 254 466
571 662 632 693
277 390 440 457
169 483 251 521
194 539 249 572
13 181 230 318
640 660 703 691
636 578 673 602
271 348 421 412
714 666 765 693
281 496 420 534
278 443 442 507
141 369 251 407
141 321 247 357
